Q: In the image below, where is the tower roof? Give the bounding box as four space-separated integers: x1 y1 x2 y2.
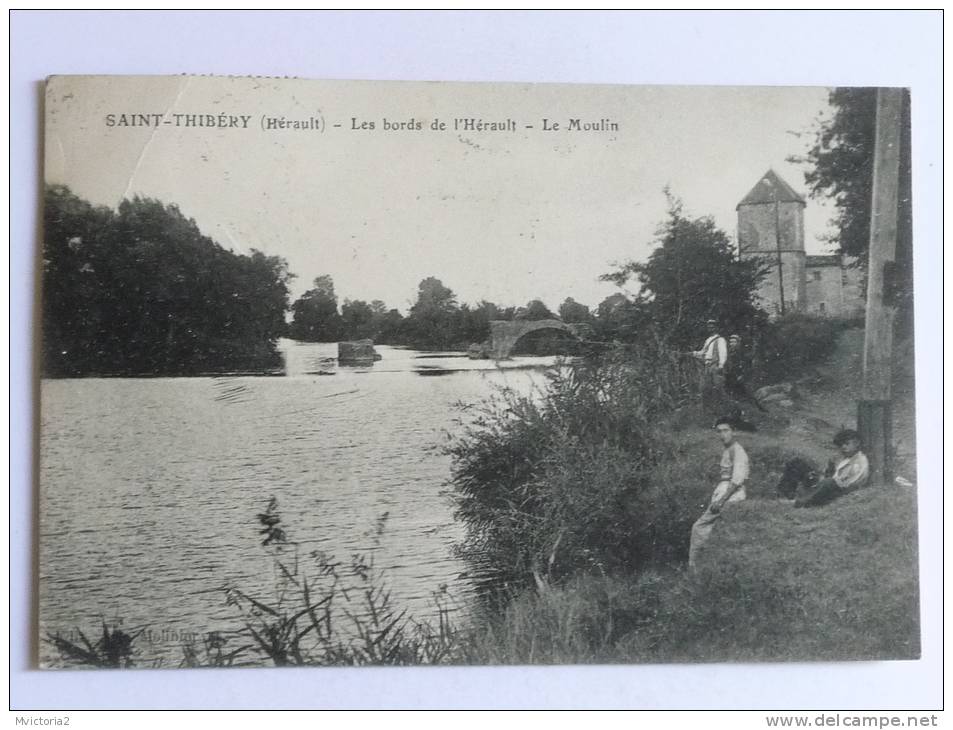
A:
736 169 806 209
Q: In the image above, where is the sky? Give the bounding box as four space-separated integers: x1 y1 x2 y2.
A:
45 76 834 314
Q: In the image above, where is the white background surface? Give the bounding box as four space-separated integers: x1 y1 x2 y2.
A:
9 9 943 711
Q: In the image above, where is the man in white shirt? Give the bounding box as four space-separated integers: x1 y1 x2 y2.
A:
688 415 750 570
692 319 728 409
789 429 870 508
693 319 728 370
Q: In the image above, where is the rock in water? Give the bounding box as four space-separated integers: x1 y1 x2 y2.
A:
338 339 382 364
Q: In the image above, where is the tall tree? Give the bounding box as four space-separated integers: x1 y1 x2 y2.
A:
516 299 557 321
789 88 913 330
289 275 345 342
405 277 460 348
602 195 767 348
341 298 376 340
374 308 405 345
411 277 457 314
558 297 594 324
594 293 643 342
42 186 293 375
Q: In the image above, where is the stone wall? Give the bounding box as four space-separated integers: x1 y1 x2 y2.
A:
753 251 807 314
804 259 866 318
737 201 804 254
805 264 843 316
840 258 867 318
738 200 806 315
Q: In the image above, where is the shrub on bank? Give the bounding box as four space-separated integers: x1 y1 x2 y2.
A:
753 314 854 384
449 346 703 596
448 313 862 599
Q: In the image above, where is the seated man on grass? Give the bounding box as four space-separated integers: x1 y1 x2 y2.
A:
688 415 749 571
777 428 870 508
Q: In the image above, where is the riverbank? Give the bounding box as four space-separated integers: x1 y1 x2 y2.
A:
459 327 920 664
44 328 920 668
462 481 918 664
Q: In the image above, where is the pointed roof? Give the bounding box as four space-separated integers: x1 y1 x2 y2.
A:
736 169 806 209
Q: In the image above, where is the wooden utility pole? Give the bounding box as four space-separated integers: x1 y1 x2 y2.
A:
774 196 786 315
858 87 903 486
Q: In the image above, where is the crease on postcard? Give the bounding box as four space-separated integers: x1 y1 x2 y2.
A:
119 77 193 203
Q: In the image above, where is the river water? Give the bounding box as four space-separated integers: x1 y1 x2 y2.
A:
38 341 556 667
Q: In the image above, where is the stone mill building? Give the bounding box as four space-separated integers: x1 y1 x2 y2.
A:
737 169 865 318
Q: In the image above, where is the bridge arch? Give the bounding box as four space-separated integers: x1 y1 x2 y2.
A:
488 319 580 359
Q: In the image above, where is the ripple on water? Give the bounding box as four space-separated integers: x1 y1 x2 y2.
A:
39 344 552 666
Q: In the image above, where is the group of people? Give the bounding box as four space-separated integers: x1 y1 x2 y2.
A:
690 319 765 412
686 320 871 571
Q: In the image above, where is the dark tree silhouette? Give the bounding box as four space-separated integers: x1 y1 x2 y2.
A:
516 299 557 321
42 186 293 376
288 275 345 342
788 87 913 333
558 297 594 324
602 194 767 349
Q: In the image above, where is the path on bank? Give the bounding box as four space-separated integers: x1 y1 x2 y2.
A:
673 326 920 661
459 326 921 665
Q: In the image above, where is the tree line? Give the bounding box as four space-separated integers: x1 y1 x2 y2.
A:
287 197 768 354
42 181 767 376
287 273 601 351
41 87 897 375
42 185 292 376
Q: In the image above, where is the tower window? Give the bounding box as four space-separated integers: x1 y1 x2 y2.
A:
818 302 826 313
812 270 822 281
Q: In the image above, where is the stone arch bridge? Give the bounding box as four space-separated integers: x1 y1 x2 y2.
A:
487 319 586 360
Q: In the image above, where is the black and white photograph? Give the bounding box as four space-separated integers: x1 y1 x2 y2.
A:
36 74 922 673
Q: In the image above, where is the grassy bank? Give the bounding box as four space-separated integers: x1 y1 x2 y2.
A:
463 479 919 664
459 325 920 664
48 324 920 668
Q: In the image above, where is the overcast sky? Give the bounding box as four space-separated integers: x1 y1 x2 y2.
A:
46 76 834 313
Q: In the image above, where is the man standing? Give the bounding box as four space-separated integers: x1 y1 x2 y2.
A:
688 415 750 571
693 319 728 408
693 319 728 370
724 334 767 411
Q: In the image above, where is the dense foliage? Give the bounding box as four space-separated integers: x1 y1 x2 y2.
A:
754 314 852 383
449 344 705 597
288 274 593 351
601 195 768 349
558 297 596 325
42 186 292 376
447 201 857 601
288 275 346 342
790 88 913 332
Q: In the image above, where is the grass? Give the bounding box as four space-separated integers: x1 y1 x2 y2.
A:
458 324 920 665
48 325 920 668
463 483 919 665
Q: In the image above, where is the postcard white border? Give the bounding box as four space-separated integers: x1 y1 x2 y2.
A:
9 9 943 710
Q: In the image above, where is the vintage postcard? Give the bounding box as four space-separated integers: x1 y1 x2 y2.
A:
39 76 919 669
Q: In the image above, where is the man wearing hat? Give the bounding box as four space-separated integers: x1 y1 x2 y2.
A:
693 319 728 370
692 319 728 408
688 414 750 570
724 333 766 411
777 429 870 507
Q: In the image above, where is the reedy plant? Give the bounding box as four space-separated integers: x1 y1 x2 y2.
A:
46 621 143 669
222 498 461 666
449 342 703 598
